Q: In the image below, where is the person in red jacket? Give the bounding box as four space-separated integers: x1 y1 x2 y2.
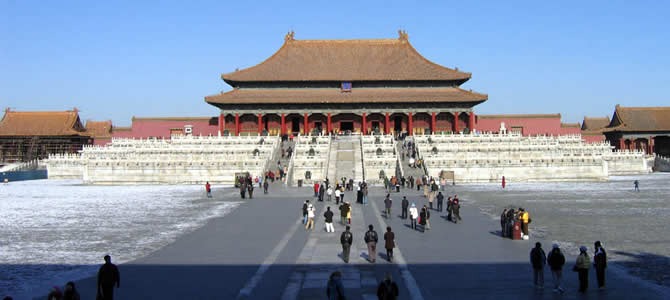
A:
205 181 212 198
314 182 320 198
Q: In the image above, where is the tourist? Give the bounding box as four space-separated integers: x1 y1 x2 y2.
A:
339 202 348 224
325 177 330 189
324 206 334 233
305 202 315 230
257 176 262 189
401 196 409 219
97 255 120 300
313 182 320 198
436 192 444 212
384 194 392 219
63 281 81 300
547 243 565 293
205 181 212 198
416 178 421 191
419 206 427 232
530 242 546 289
356 183 363 203
400 176 406 187
319 183 325 202
384 176 390 191
340 226 353 263
47 286 63 300
384 226 395 262
327 186 333 201
302 200 309 224
334 186 341 204
409 203 418 230
391 176 397 190
247 182 254 199
506 208 516 237
594 241 607 290
519 208 530 240
575 246 590 293
327 271 345 300
423 205 431 230
409 175 414 189
634 180 640 191
362 183 368 205
395 180 400 193
500 209 508 237
364 224 378 263
340 186 346 203
263 179 269 194
346 202 352 224
452 197 462 224
376 272 400 300
423 183 429 198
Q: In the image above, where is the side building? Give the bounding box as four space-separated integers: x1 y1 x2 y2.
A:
603 105 670 156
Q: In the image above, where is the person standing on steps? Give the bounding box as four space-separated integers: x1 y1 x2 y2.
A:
384 194 393 219
364 224 378 263
547 243 565 293
409 203 418 230
436 192 444 212
327 271 345 300
324 206 334 233
376 272 399 300
340 226 353 263
594 241 607 290
530 242 546 289
97 255 120 300
205 181 212 198
401 196 409 219
384 226 395 262
576 246 590 293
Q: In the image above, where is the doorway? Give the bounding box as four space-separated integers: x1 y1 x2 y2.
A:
340 121 354 132
394 116 403 133
314 122 323 134
371 121 380 134
291 119 300 133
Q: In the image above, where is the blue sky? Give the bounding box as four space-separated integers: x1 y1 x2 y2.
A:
1 1 668 126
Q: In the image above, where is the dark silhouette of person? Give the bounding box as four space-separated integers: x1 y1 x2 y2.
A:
97 255 120 300
63 281 81 300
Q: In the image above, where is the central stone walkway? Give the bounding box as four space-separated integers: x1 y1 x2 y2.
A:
55 185 669 300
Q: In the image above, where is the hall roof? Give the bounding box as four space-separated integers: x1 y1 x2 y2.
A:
605 105 670 132
221 31 472 83
0 109 87 136
205 87 487 105
85 120 112 138
581 116 610 131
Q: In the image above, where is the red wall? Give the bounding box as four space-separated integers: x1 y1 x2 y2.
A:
476 116 564 136
111 118 219 141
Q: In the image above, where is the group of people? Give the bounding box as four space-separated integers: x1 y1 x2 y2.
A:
237 175 255 199
529 241 607 294
338 224 396 265
327 271 399 300
500 207 531 240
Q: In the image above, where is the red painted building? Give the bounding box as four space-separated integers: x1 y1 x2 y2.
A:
107 117 219 143
475 114 581 136
603 105 670 155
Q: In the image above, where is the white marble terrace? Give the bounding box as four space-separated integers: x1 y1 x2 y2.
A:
361 135 397 184
290 135 331 185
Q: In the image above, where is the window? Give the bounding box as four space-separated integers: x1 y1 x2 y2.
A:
341 82 352 92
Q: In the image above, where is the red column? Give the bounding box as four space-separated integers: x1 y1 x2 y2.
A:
453 112 459 133
431 112 436 134
304 113 309 135
618 139 625 150
235 113 240 136
408 112 413 136
257 113 263 134
650 136 655 154
385 113 390 135
218 112 224 135
362 113 367 135
281 113 286 135
469 112 475 132
327 113 332 134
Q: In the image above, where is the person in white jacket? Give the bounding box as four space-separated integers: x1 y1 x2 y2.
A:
305 203 315 230
409 203 419 230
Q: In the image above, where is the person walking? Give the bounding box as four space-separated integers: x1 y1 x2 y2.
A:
594 241 607 290
314 182 320 198
340 186 346 203
401 196 409 219
327 271 345 300
305 202 315 230
376 272 399 300
422 205 431 230
384 194 392 219
634 180 639 191
447 197 453 222
364 224 379 263
384 226 395 262
327 186 333 201
324 206 335 233
339 202 348 225
205 181 212 198
500 209 508 237
436 192 444 212
346 202 352 224
239 180 246 199
576 246 590 293
530 242 546 289
363 184 369 205
419 207 427 232
263 179 269 194
547 243 565 293
340 226 353 263
319 183 325 202
519 208 530 240
335 187 341 204
302 200 309 224
247 182 254 199
409 203 418 230
452 197 461 224
97 255 120 300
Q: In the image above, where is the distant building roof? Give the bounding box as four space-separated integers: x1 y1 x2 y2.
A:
561 122 580 128
221 31 471 83
478 113 561 119
0 109 87 136
85 120 112 138
581 116 610 131
206 87 487 105
605 105 670 132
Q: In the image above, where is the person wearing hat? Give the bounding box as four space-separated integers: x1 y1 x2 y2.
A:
575 246 590 293
97 254 120 300
547 243 566 293
594 241 607 290
409 203 419 230
529 242 546 289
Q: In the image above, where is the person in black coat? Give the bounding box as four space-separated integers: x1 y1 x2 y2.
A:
63 281 81 300
419 208 427 232
436 192 444 212
376 272 399 300
97 255 120 300
401 196 409 219
547 244 566 293
594 241 607 289
340 226 353 263
318 184 325 202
